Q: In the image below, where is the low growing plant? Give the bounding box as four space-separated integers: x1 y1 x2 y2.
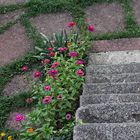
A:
14 22 93 139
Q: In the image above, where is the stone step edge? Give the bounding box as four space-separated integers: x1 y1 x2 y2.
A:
80 94 140 106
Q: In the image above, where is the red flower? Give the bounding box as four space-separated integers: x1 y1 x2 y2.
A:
48 69 58 77
21 66 28 72
76 60 84 65
42 96 51 104
51 62 59 68
49 52 56 57
34 71 42 78
69 51 77 58
67 22 76 27
48 47 53 51
41 59 50 64
88 25 94 32
76 69 84 76
44 85 51 91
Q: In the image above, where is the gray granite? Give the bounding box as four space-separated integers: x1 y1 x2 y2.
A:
86 63 140 75
74 123 140 140
80 94 140 106
86 72 140 83
89 50 140 65
76 103 140 123
83 82 140 95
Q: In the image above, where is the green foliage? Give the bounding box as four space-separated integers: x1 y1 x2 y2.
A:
18 29 90 139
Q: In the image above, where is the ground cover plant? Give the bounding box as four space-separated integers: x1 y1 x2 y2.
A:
0 22 93 139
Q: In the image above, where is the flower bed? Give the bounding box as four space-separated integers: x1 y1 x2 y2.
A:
0 22 93 140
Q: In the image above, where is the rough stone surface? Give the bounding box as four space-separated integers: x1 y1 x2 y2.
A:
30 13 73 36
132 0 140 26
0 10 24 27
85 2 124 34
74 123 140 140
5 108 31 131
91 38 140 53
0 23 31 66
76 103 140 123
86 63 140 75
80 94 140 106
86 72 140 83
3 71 34 96
83 82 140 95
0 0 26 5
89 50 140 65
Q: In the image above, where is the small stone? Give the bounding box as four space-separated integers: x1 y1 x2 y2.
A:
30 13 73 36
85 2 124 34
0 23 32 66
5 108 31 131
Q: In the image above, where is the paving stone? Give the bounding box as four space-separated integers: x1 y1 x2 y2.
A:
89 50 140 65
86 72 140 83
5 108 31 131
0 0 26 5
132 0 140 26
80 94 140 106
3 71 34 96
74 123 140 140
76 103 140 123
30 13 73 36
0 23 31 66
85 2 124 34
83 82 140 95
91 38 140 53
86 63 140 75
0 10 24 27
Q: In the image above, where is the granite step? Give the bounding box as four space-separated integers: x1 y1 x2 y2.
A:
76 103 140 123
86 63 140 75
80 94 140 106
83 82 140 95
88 50 140 65
74 123 140 140
85 72 140 83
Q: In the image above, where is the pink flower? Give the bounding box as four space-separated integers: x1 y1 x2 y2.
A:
49 52 56 57
76 69 84 76
67 22 76 27
34 71 42 78
48 69 58 77
88 25 94 32
76 60 84 65
58 47 68 52
21 66 28 72
66 113 72 120
57 95 62 100
69 51 77 58
41 59 50 64
15 114 25 122
42 96 51 104
51 62 59 68
48 47 53 51
44 85 51 91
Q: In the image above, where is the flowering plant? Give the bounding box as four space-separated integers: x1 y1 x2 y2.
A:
18 22 93 139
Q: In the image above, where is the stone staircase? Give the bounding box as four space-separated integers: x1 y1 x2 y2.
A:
74 50 140 140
